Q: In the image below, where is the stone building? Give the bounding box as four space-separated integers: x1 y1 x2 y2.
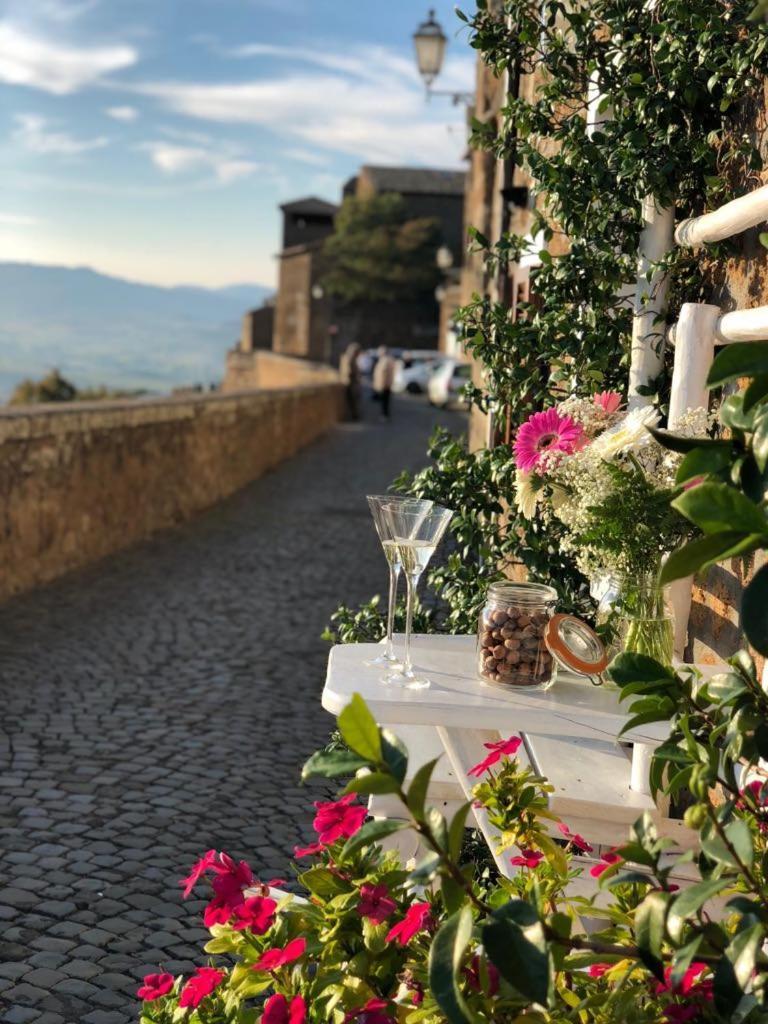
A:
272 197 338 363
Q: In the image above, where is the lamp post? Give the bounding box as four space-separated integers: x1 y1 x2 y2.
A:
413 9 473 104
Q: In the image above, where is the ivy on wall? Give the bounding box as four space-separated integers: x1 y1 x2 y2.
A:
327 0 768 643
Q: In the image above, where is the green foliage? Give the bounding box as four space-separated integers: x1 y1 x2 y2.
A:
321 194 442 305
8 368 147 406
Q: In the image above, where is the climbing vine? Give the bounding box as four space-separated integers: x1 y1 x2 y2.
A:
326 0 768 644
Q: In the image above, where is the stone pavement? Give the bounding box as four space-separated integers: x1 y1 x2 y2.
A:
0 396 464 1024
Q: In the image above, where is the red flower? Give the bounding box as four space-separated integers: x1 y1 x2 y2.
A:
465 954 500 995
211 855 254 905
468 736 522 777
656 965 713 1024
178 967 225 1009
136 972 175 1001
266 878 287 888
231 896 278 934
262 993 307 1024
557 822 594 853
204 895 238 928
657 963 709 996
510 849 543 869
180 850 217 898
313 794 367 844
253 937 307 971
386 902 431 946
344 998 392 1024
357 883 397 924
588 964 610 978
294 841 325 859
589 850 622 878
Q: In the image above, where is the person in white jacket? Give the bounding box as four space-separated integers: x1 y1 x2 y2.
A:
371 346 395 421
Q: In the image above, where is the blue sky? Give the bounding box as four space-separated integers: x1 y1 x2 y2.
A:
0 0 475 289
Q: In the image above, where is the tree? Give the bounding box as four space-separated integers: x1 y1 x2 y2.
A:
9 369 77 405
321 194 442 305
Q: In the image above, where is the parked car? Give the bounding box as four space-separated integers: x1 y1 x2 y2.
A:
392 351 446 394
428 359 472 408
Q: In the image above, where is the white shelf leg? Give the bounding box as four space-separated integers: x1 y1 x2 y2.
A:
630 742 654 795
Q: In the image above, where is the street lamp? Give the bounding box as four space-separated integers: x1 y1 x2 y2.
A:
413 9 473 104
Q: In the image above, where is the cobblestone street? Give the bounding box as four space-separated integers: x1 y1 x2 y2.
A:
0 397 463 1024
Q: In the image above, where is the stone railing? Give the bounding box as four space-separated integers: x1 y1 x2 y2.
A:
223 349 340 392
0 383 343 602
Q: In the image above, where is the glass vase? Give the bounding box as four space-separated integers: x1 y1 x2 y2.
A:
595 571 675 667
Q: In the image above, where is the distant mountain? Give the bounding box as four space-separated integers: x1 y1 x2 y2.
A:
0 263 273 400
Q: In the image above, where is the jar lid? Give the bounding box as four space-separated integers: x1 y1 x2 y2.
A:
543 614 609 678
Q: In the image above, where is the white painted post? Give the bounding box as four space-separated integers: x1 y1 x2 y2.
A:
666 303 722 661
630 741 654 795
716 306 768 344
628 199 676 409
676 185 768 246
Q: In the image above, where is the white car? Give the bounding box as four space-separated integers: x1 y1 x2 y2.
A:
392 351 445 394
428 359 472 408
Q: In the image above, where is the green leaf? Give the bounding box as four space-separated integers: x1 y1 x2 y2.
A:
660 533 762 583
406 758 441 817
725 818 754 870
483 900 552 1006
448 802 473 862
742 564 768 656
669 935 703 991
648 425 732 454
340 818 408 859
759 232 768 250
707 341 768 387
301 748 370 781
668 877 731 926
298 867 350 898
338 693 382 763
342 771 401 797
714 924 763 1015
428 907 475 1024
409 851 442 883
672 482 768 536
635 891 668 977
743 374 768 413
380 729 408 784
675 445 734 484
720 393 755 433
609 652 675 686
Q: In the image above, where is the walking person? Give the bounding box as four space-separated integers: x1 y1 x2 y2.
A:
339 342 362 420
371 345 395 422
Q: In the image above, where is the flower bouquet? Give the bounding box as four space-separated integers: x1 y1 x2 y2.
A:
512 392 708 663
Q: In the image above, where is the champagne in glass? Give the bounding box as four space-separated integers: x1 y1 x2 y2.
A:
380 503 454 689
365 495 432 668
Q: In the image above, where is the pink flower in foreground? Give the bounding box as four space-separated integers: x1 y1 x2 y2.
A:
465 955 500 996
253 937 306 972
263 993 307 1024
294 841 325 859
468 736 522 777
594 391 622 414
357 883 397 924
557 821 594 853
510 849 544 869
178 967 225 1009
137 972 175 1001
513 409 585 472
589 850 622 878
386 902 432 946
588 964 610 979
180 850 217 898
313 794 367 844
231 896 278 934
211 854 254 904
656 964 713 1023
344 998 392 1023
657 963 709 996
204 895 238 928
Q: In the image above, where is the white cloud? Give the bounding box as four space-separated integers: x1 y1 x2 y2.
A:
0 21 137 95
14 113 109 155
139 141 260 184
105 105 138 122
0 212 39 226
128 46 474 167
283 147 331 168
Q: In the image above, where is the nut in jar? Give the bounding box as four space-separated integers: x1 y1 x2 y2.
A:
478 582 557 689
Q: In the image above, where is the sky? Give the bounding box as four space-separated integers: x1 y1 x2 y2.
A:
0 0 475 289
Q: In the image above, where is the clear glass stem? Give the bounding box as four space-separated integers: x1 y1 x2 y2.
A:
402 571 420 679
385 564 400 661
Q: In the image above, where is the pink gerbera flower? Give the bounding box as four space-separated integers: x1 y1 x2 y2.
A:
593 391 622 414
513 409 585 472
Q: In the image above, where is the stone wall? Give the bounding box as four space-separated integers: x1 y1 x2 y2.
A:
0 384 344 601
222 350 340 392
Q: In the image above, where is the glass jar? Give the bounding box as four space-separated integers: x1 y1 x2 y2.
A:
596 571 674 666
477 582 558 690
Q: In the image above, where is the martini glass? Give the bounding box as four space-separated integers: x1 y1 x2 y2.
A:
381 503 454 689
365 495 433 668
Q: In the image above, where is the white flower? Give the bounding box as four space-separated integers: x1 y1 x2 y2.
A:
591 406 659 460
515 470 539 519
